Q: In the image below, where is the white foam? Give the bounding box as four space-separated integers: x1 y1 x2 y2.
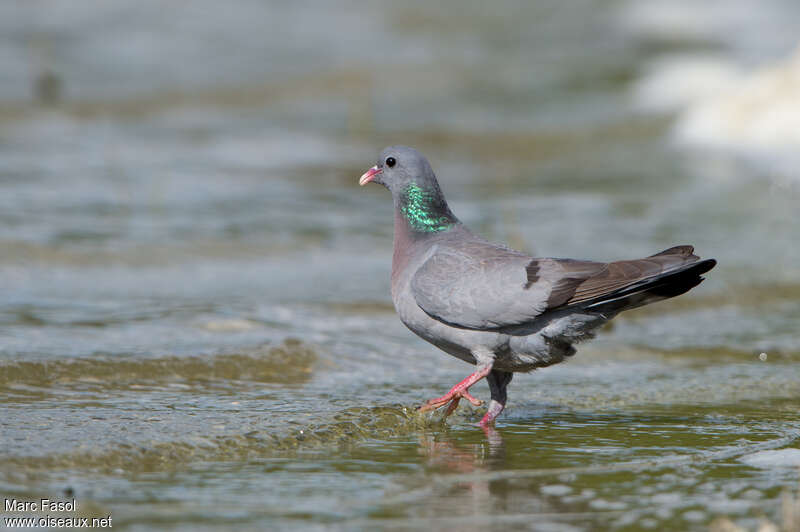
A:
739 448 800 468
632 55 742 112
622 0 800 169
675 47 800 152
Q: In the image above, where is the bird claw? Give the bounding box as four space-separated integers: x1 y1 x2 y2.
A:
461 391 483 407
418 388 483 415
417 366 492 420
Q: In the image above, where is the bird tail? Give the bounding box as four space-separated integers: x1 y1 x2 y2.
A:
582 252 716 315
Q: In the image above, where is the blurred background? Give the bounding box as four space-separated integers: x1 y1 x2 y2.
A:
1 1 799 530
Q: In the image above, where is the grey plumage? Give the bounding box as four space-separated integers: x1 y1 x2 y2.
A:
360 146 716 426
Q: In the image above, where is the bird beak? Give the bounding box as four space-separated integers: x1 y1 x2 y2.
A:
359 166 382 186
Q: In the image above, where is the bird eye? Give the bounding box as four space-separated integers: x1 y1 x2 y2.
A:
385 157 396 168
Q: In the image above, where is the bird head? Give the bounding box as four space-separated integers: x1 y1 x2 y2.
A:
359 146 436 195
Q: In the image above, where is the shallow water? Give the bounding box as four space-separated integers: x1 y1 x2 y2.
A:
1 1 799 530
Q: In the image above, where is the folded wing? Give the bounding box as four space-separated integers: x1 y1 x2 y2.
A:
411 244 713 330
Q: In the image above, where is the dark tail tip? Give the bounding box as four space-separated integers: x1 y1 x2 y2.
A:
694 258 717 276
585 257 717 314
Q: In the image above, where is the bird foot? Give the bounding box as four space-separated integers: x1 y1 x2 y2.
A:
417 366 492 419
418 387 483 414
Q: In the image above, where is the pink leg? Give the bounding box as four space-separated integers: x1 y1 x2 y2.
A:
478 400 505 427
418 365 492 417
478 369 513 427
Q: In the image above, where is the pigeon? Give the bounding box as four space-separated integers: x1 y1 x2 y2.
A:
359 146 716 427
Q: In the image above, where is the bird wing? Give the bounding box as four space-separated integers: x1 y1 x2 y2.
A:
411 244 702 330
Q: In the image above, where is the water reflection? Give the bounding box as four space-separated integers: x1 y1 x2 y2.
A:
378 412 800 528
419 424 505 471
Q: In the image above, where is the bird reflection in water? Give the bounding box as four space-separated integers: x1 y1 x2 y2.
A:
415 422 508 517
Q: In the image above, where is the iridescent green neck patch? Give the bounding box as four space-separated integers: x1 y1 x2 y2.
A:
399 183 455 233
